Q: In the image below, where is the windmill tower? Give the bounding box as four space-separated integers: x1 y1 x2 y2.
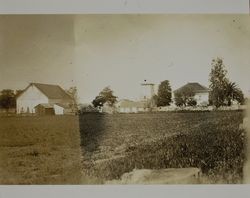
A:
141 80 155 100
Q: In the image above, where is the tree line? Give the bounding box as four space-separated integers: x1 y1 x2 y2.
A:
92 57 245 108
0 57 246 112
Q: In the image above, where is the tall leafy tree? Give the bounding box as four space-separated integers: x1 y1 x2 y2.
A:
92 87 117 108
209 58 229 107
209 57 245 107
156 80 172 107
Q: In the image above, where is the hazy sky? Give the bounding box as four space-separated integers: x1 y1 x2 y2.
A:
0 15 249 103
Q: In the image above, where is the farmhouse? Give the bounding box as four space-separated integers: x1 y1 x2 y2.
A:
16 83 74 115
174 82 209 106
116 99 148 113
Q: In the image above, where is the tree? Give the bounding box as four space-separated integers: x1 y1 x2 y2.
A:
224 81 244 106
66 86 79 112
92 95 106 108
209 57 245 107
15 90 23 98
66 86 78 103
151 94 158 107
92 87 117 108
156 80 172 107
174 87 197 107
209 58 229 107
0 89 16 112
225 82 244 105
224 82 237 106
234 88 245 105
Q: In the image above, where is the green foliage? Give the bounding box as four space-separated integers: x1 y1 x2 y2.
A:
174 87 197 107
92 87 117 107
156 80 172 107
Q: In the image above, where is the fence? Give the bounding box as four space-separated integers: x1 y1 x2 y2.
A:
154 105 246 112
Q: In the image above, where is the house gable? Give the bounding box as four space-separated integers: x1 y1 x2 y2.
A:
174 82 209 94
16 84 49 114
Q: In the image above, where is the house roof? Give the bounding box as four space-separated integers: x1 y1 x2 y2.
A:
116 99 146 108
18 83 73 101
174 82 209 94
35 103 71 109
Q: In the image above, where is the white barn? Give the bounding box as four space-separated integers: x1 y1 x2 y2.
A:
16 83 74 114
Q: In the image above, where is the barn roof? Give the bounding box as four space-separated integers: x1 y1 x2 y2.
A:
174 82 209 94
31 83 73 100
17 83 73 101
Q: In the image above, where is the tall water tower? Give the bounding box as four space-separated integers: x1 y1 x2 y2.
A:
141 80 155 100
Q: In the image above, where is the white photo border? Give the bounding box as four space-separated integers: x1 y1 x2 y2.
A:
0 0 250 198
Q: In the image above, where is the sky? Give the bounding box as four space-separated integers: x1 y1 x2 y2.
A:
0 15 250 103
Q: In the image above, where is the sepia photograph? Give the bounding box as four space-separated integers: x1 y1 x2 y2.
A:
0 14 249 185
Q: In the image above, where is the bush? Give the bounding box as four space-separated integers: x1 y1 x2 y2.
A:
79 105 99 114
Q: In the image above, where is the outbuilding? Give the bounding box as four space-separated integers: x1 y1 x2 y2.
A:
34 103 55 115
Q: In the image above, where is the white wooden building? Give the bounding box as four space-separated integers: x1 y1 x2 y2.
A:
116 99 148 113
174 82 209 106
16 83 74 115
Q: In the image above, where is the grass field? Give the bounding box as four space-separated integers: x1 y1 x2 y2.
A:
79 111 246 184
0 116 83 184
0 111 246 184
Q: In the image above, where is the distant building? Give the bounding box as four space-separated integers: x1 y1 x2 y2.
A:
16 83 74 115
116 99 148 113
174 82 209 106
141 80 155 100
34 103 74 115
34 103 55 115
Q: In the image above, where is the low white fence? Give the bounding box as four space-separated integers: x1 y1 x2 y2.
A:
154 105 246 112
